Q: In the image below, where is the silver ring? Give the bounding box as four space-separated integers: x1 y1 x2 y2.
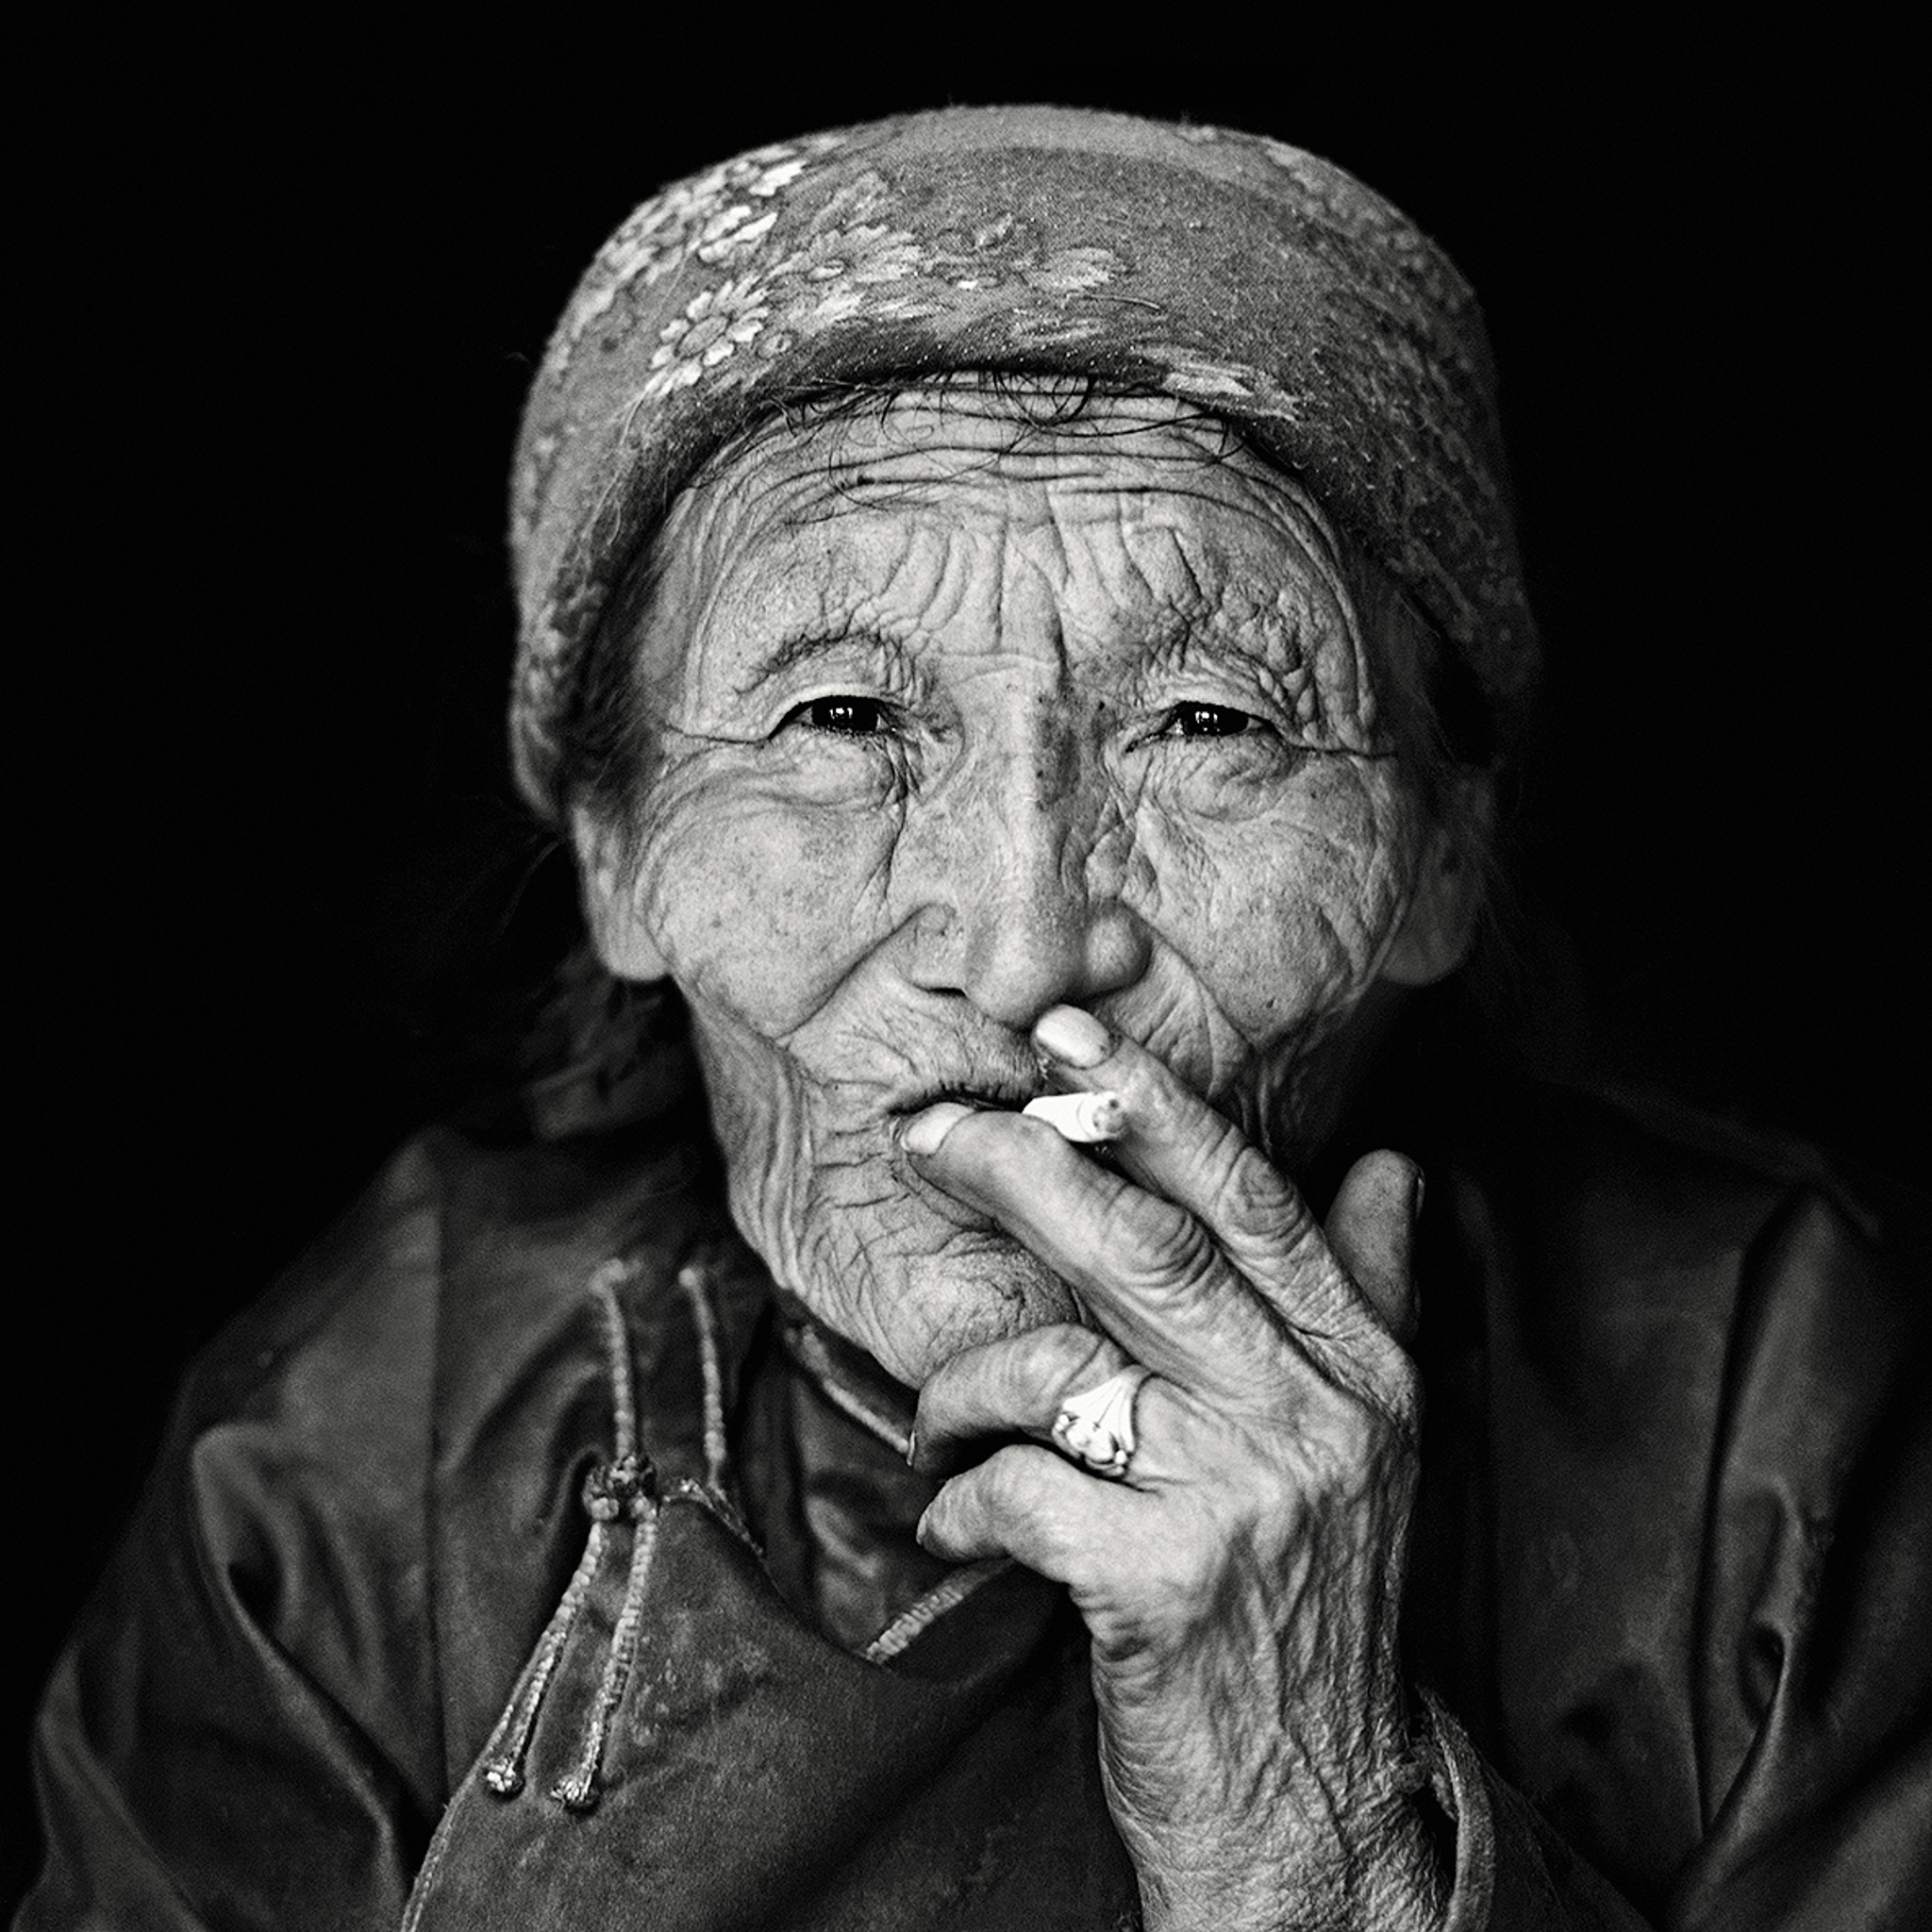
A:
1050 1364 1153 1480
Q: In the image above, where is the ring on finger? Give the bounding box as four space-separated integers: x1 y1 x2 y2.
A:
1050 1364 1154 1480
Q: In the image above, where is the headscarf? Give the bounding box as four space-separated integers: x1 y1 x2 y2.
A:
510 105 1537 821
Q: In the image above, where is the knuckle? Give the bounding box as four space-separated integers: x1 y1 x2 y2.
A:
1211 1141 1275 1218
1116 1044 1188 1118
1098 1187 1215 1289
982 1442 1046 1515
1153 1102 1306 1241
1212 1154 1313 1258
1158 1102 1250 1196
1323 1398 1384 1474
1255 1182 1324 1261
983 1448 1079 1568
1292 1380 1415 1491
1376 1347 1424 1435
1194 1111 1262 1195
1028 1323 1114 1393
1139 1511 1227 1627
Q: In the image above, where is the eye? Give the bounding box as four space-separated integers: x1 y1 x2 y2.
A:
787 694 894 736
1159 703 1264 740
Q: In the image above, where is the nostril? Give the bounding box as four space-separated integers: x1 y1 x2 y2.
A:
896 864 1149 1025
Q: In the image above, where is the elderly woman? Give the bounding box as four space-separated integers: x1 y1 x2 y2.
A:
22 108 1926 1931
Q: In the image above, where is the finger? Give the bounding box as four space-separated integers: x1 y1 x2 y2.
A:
917 1442 1151 1584
903 1104 1282 1400
1323 1152 1423 1346
1030 1006 1377 1345
911 1324 1127 1474
915 1327 1208 1490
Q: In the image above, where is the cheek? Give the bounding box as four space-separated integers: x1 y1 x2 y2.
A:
1137 760 1416 1052
626 775 900 1034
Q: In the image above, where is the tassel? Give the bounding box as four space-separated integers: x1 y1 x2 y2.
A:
478 1516 608 1797
476 1259 655 1802
549 1259 722 1807
550 1495 659 1810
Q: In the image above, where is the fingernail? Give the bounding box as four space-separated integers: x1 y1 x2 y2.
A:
902 1101 973 1158
914 1505 935 1548
1412 1167 1426 1220
905 1426 919 1468
1034 1006 1109 1068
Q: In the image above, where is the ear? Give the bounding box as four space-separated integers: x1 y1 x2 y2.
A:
1378 775 1494 989
569 804 671 983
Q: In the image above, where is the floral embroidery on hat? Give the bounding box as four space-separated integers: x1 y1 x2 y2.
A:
560 133 850 350
642 276 774 399
509 108 1538 820
771 224 924 298
691 204 779 265
910 212 1126 297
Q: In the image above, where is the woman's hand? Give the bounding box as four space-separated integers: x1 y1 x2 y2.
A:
901 1005 1446 1932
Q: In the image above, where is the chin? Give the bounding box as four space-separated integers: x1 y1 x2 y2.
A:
802 1210 1085 1390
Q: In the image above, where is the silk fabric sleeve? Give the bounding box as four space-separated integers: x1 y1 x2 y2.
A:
19 1146 450 1931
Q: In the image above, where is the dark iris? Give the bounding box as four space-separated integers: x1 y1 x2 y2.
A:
799 695 889 735
1167 703 1257 739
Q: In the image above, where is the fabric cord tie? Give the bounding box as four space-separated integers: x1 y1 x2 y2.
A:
550 1476 658 1810
478 1259 658 1805
783 1319 913 1459
478 1513 611 1797
677 1261 732 1495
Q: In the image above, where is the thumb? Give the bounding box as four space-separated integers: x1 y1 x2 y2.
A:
1324 1150 1423 1346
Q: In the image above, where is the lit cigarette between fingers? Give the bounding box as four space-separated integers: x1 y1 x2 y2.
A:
1022 1091 1127 1144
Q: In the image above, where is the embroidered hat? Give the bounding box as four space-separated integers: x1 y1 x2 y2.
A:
510 105 1537 820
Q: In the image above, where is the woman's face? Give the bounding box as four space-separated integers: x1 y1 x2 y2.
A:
576 387 1474 1386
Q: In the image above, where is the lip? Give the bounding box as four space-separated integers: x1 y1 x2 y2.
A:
892 1074 1045 1117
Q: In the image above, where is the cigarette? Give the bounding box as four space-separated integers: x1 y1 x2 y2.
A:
1022 1091 1126 1143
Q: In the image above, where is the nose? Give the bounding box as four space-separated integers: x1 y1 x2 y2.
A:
895 749 1151 1028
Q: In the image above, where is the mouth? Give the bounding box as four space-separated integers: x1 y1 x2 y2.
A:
893 1074 1046 1118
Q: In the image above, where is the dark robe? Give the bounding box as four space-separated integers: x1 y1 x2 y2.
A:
18 1067 1930 1929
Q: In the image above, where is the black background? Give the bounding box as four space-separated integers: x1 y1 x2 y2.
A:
11 16 1923 1903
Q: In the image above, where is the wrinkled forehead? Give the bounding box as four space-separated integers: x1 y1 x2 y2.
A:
510 107 1537 820
637 386 1377 716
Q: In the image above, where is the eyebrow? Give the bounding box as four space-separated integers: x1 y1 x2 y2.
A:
725 606 1330 714
1131 605 1311 686
730 628 905 699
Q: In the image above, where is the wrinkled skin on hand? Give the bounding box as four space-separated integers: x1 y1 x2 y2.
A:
907 1015 1442 1927
575 383 1481 1926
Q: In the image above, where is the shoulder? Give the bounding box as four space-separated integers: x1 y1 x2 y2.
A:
1426 1071 1927 1667
1441 1077 1921 1376
136 1120 723 1742
138 1115 734 1653
1478 1078 1876 1261
38 1116 730 1846
1422 1078 1930 1908
175 1114 723 1454
1432 1076 1927 1526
